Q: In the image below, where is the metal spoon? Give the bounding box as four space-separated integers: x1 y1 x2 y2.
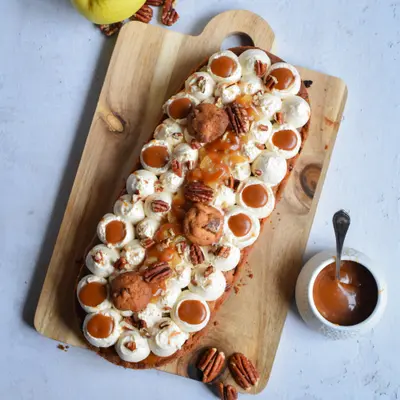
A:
332 210 351 281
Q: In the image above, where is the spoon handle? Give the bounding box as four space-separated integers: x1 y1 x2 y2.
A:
332 210 351 280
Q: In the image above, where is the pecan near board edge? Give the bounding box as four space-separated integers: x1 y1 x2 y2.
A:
131 4 153 23
228 352 259 391
161 0 179 26
217 382 238 400
197 348 226 383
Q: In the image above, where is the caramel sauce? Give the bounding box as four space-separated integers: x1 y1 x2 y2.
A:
242 184 268 208
147 245 176 264
87 314 114 338
169 97 193 120
272 129 298 151
178 300 207 325
154 223 182 242
171 195 193 221
269 68 295 90
228 213 252 237
313 261 378 326
235 94 262 122
142 145 169 169
105 220 126 244
79 282 107 307
210 56 236 78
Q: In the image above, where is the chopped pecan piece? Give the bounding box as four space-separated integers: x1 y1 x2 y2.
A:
143 262 172 283
264 74 278 91
171 159 183 177
140 238 155 249
159 320 170 329
229 353 260 391
303 79 313 88
255 143 265 150
151 199 170 213
146 0 164 5
189 243 205 265
185 181 214 204
275 112 284 125
139 328 151 338
204 265 215 278
217 383 238 400
98 22 123 37
197 348 226 383
226 103 249 134
258 124 270 132
161 0 179 26
190 139 202 150
131 4 153 23
224 175 234 189
138 319 148 330
190 278 198 287
175 241 187 255
114 257 128 270
92 251 104 264
253 169 262 177
215 245 231 258
125 341 137 351
254 60 267 78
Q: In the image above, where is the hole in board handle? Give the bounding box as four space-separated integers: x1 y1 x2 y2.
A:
220 33 254 51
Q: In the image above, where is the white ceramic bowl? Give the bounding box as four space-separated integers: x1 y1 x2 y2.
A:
295 248 387 340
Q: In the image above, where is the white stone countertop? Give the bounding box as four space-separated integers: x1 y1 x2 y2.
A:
1 0 399 399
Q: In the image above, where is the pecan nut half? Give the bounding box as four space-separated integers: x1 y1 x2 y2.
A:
98 22 123 37
185 181 214 204
143 262 172 283
228 353 259 391
171 159 183 177
197 348 225 383
151 199 170 213
132 4 153 23
212 245 231 259
114 257 128 270
125 341 137 351
217 383 238 400
189 243 205 265
203 265 215 278
161 0 179 26
274 112 284 125
146 0 164 5
140 238 155 249
254 60 267 78
226 103 249 134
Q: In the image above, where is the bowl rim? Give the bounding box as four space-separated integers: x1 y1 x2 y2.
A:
307 248 386 331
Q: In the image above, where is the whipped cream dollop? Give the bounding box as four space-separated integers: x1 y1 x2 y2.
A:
185 72 216 102
157 282 182 312
113 195 145 225
241 141 263 162
252 91 282 120
97 213 135 249
159 170 185 193
224 206 261 249
205 242 241 272
144 192 173 221
212 185 236 210
169 264 192 289
126 169 158 198
120 239 146 269
267 123 302 159
86 244 120 278
115 329 151 363
215 83 241 104
189 264 226 301
280 95 311 128
136 217 161 240
239 48 271 76
207 50 242 84
171 291 211 333
154 118 185 148
77 275 111 313
249 118 273 144
230 161 251 181
83 309 122 348
137 303 164 330
252 151 287 186
172 143 199 169
239 76 265 95
236 177 275 219
149 318 189 357
267 62 301 97
140 140 171 175
163 92 199 124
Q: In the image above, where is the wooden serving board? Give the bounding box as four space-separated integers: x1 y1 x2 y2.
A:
34 10 347 394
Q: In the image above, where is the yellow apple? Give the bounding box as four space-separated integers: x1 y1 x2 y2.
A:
71 0 146 24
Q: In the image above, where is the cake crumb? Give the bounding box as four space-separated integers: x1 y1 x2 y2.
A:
234 286 240 294
324 144 328 150
213 321 219 326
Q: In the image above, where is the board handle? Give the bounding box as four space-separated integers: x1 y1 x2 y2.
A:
200 10 275 51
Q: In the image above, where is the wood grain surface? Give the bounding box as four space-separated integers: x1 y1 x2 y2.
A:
34 10 347 394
